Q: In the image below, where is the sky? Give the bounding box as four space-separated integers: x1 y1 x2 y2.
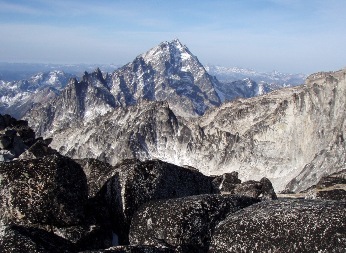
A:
0 0 345 74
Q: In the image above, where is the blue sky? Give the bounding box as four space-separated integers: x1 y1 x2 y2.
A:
0 0 345 73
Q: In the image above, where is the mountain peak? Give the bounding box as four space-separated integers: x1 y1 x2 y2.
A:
168 38 185 50
142 39 193 64
160 38 185 49
109 39 221 117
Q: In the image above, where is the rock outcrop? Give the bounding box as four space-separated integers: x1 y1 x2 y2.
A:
209 199 346 252
212 173 277 200
129 194 259 253
211 172 241 192
25 69 117 137
18 138 57 160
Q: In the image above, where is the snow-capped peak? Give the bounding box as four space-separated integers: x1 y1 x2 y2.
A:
108 39 221 117
141 39 194 66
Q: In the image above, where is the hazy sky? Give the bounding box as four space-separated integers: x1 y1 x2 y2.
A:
0 0 345 74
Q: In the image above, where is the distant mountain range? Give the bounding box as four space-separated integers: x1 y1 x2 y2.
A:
0 70 73 119
205 65 307 86
0 43 307 119
0 62 120 81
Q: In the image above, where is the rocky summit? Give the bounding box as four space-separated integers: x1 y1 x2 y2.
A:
25 39 222 138
0 87 345 252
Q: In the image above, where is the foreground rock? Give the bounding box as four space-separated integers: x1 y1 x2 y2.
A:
0 154 116 251
0 225 76 253
130 194 259 253
95 159 214 244
209 199 346 252
0 154 88 226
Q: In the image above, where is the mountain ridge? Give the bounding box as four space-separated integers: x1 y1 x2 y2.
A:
24 68 346 192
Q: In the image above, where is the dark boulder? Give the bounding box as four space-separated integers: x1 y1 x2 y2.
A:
234 177 277 200
234 180 261 198
209 199 346 252
0 154 88 226
0 114 19 130
211 171 241 193
0 114 36 161
0 154 115 250
0 135 11 149
0 225 77 253
260 177 277 200
95 159 214 244
53 224 114 251
130 194 259 253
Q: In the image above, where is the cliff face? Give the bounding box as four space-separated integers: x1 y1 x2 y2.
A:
197 70 346 191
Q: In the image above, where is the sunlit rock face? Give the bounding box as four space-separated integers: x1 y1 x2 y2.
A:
303 169 346 200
